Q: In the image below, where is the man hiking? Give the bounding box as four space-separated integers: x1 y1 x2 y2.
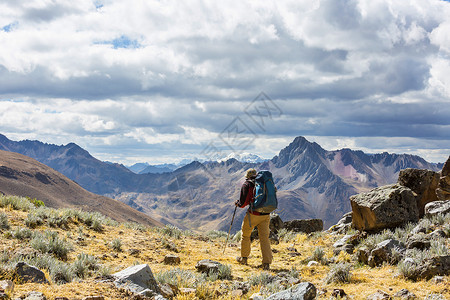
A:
235 168 273 270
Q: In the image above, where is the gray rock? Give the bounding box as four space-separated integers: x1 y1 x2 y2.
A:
269 214 284 233
329 212 353 234
284 219 323 233
368 239 405 267
195 259 222 275
429 229 447 239
393 289 417 299
411 223 427 235
406 234 431 250
436 156 450 201
366 290 391 300
415 255 450 280
14 262 49 284
0 280 13 294
398 168 440 217
23 292 47 300
163 254 181 265
112 264 160 295
159 284 175 299
351 184 419 232
424 200 450 217
265 282 316 300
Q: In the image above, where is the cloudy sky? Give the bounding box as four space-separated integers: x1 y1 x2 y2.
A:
1 0 449 165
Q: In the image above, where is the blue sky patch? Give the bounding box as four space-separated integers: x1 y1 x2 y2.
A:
2 22 18 32
97 35 141 49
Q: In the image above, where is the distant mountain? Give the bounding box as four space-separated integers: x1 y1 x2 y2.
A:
218 152 267 164
0 134 440 230
128 163 150 173
139 163 178 174
0 150 163 227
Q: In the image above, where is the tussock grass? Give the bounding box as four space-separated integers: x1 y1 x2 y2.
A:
0 212 9 230
30 230 73 260
325 263 352 284
110 238 122 252
0 195 35 211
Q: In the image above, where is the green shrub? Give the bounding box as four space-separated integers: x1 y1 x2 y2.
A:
10 227 33 240
26 197 45 208
50 260 73 284
205 230 227 240
30 230 73 260
325 263 352 284
312 247 326 263
90 219 103 232
96 265 113 277
248 271 273 286
429 239 449 256
278 228 297 242
155 268 202 288
160 224 182 239
0 212 9 230
123 222 147 232
205 264 232 281
398 259 420 281
0 195 35 211
72 253 98 278
110 238 122 252
25 213 44 229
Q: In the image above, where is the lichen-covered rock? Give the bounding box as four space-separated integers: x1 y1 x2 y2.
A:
163 254 181 265
424 200 450 217
415 255 450 280
14 262 49 284
366 290 391 300
351 184 419 232
397 168 440 216
265 282 316 300
406 234 431 250
112 264 160 296
283 219 323 233
393 289 417 299
195 259 222 275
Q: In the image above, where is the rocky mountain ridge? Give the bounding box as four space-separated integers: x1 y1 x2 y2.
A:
0 134 440 231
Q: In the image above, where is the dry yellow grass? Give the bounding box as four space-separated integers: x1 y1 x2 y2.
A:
1 205 449 300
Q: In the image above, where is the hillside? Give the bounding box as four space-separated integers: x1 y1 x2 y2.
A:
0 134 440 231
0 195 448 299
0 150 163 227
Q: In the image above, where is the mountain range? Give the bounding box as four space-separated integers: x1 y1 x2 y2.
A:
0 134 440 231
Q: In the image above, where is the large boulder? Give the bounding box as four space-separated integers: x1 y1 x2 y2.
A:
397 168 440 216
368 239 405 267
415 255 450 280
351 184 419 232
265 282 316 300
436 156 450 201
269 214 284 233
283 219 323 233
112 264 160 297
14 262 49 284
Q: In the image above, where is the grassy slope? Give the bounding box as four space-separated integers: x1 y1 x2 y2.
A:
0 197 449 300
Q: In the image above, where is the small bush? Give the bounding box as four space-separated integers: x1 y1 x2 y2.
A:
248 272 274 286
160 224 182 239
50 260 73 284
0 195 35 211
123 222 147 232
325 263 352 284
72 253 98 278
278 228 297 242
30 230 73 260
96 265 113 277
10 227 33 240
232 230 242 242
90 219 103 232
429 239 449 256
398 259 420 281
110 238 122 252
216 264 232 280
312 247 325 263
25 213 44 228
26 197 45 208
205 230 227 240
155 268 202 288
0 212 9 230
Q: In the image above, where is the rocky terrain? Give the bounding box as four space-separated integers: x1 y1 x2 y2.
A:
0 158 448 300
0 134 440 232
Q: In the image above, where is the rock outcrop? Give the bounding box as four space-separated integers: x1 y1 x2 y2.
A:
283 219 323 233
14 262 49 284
351 184 419 232
397 168 440 216
112 264 160 297
424 200 450 217
265 282 316 300
436 156 450 201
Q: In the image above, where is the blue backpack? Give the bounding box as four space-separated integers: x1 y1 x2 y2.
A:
251 170 278 213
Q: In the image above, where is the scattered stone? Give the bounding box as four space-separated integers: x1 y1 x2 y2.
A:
331 289 347 298
307 261 318 267
23 292 47 300
414 255 450 280
366 289 391 300
288 252 302 257
195 259 222 275
397 168 440 216
393 289 417 299
54 298 69 300
265 282 316 300
283 219 323 233
128 249 140 256
163 254 181 265
249 293 264 300
351 184 419 232
0 281 13 294
272 271 301 286
431 276 444 284
406 234 431 250
158 284 175 299
333 234 357 254
368 239 405 267
317 289 327 297
82 297 104 300
231 290 243 298
270 214 284 233
14 262 49 284
287 247 297 252
424 200 450 217
110 253 119 258
436 156 450 201
112 264 160 296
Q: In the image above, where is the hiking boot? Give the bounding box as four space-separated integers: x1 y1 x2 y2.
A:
262 263 270 270
236 257 248 265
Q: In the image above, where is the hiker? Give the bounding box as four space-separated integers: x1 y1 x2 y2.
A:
235 168 273 270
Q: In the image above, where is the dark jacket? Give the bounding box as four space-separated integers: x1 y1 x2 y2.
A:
236 178 255 208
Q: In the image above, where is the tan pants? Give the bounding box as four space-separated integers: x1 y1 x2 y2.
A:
241 212 273 264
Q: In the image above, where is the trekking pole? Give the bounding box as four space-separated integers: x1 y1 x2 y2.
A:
223 205 237 254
